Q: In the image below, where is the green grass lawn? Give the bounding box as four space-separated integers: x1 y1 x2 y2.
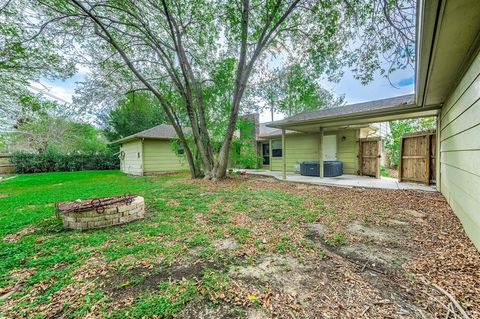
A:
1 170 476 318
0 170 325 318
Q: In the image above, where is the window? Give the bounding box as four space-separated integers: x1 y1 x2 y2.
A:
272 139 282 157
177 141 184 155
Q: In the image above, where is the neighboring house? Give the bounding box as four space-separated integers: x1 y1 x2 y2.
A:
265 0 480 249
112 124 187 175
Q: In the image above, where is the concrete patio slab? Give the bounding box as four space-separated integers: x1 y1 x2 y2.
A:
242 169 437 192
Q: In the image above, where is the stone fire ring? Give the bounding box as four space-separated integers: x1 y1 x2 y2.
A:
57 196 145 230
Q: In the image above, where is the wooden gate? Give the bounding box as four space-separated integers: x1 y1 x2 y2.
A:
0 154 15 174
357 138 381 178
399 131 436 185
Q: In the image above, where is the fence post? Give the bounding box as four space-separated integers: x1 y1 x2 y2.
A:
376 140 381 179
357 139 362 176
425 134 431 185
398 137 404 182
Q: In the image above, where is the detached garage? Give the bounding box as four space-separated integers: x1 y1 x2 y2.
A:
112 124 187 176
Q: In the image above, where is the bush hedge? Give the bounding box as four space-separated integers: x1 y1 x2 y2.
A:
11 150 119 173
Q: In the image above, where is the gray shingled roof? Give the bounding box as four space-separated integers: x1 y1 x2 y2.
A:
258 123 298 138
112 124 189 144
268 94 415 127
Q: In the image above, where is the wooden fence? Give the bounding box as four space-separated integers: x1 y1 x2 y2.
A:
399 130 436 185
0 154 15 174
357 138 381 178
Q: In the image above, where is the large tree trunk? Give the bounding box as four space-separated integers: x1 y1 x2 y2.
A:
72 0 299 181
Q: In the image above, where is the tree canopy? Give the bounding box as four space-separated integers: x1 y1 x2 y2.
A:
0 1 75 131
102 92 168 141
386 117 436 167
1 0 416 179
245 64 345 121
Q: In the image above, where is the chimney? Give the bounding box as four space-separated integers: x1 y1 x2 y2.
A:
240 113 259 140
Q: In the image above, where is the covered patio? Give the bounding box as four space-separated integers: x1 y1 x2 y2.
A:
244 169 436 191
256 95 441 190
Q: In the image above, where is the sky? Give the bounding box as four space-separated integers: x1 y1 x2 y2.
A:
31 64 415 124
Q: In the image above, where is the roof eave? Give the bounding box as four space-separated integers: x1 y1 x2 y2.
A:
266 102 431 129
110 135 173 144
110 135 139 145
415 0 441 107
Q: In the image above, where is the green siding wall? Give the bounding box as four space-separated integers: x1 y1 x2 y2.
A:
143 139 187 173
120 140 143 176
439 50 480 249
268 129 357 174
270 133 319 171
336 129 358 174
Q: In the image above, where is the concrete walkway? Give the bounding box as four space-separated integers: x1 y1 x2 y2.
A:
243 169 437 192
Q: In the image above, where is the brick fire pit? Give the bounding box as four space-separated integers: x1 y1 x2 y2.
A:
56 195 145 230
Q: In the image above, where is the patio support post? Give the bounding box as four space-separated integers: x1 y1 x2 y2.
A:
435 116 441 192
282 128 286 180
319 128 324 178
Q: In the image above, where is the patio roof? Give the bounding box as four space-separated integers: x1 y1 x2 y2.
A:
266 0 480 132
266 94 440 132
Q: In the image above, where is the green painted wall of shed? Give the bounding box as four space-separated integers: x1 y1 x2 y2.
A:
143 139 187 173
268 129 358 174
119 140 143 176
438 49 480 250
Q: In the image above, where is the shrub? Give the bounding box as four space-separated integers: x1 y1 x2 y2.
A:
11 149 119 174
229 142 261 169
380 165 390 177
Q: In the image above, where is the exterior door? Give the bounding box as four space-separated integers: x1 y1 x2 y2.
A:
323 135 337 161
262 143 270 165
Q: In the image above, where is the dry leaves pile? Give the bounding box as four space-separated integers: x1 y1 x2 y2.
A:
197 176 480 317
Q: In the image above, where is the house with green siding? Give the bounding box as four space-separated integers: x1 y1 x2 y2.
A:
113 124 187 176
113 0 480 249
257 97 404 176
113 117 386 177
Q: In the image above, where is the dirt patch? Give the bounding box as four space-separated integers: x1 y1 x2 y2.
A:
229 252 424 318
104 259 223 300
337 243 407 271
3 226 39 243
179 300 240 319
232 254 309 301
305 223 326 239
213 238 239 251
346 220 407 243
0 268 36 300
246 309 268 319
